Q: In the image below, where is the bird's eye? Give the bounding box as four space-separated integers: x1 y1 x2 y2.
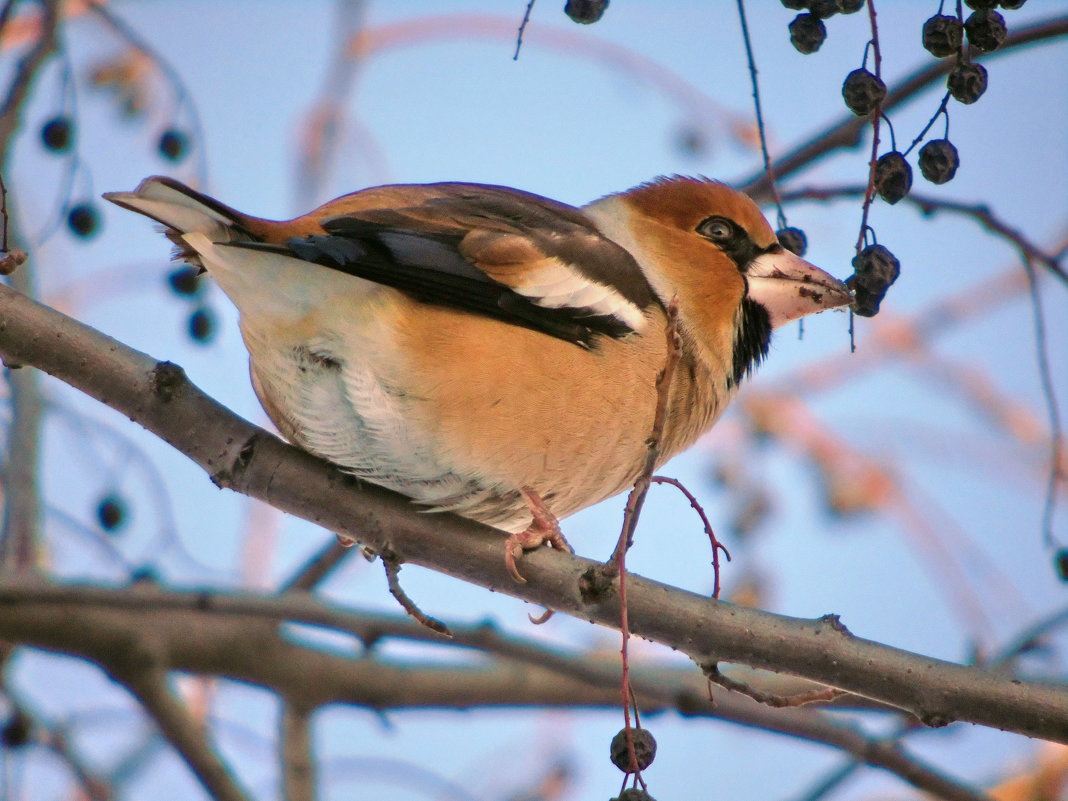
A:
697 216 733 242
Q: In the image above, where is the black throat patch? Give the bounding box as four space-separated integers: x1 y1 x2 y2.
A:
730 296 772 388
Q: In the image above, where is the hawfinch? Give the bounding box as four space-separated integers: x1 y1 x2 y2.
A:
105 176 853 580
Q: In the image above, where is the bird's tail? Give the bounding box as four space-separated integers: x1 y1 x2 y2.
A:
103 176 249 236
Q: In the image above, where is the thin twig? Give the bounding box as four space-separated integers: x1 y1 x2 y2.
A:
780 185 1067 286
703 662 846 709
735 0 785 229
650 476 731 598
382 553 451 637
513 0 536 59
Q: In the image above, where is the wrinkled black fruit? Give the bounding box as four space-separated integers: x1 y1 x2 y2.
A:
97 493 127 532
808 0 838 19
836 0 865 12
965 10 1007 52
918 139 960 184
999 0 1026 8
167 265 203 297
612 791 657 801
776 227 808 257
842 68 885 116
947 61 988 104
922 15 963 57
964 0 998 8
610 727 657 772
67 203 100 239
1055 549 1068 582
848 244 900 317
779 0 808 9
874 151 912 204
789 13 826 54
564 0 609 24
41 116 73 153
158 129 189 162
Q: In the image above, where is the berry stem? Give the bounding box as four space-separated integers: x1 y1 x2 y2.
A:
855 0 883 256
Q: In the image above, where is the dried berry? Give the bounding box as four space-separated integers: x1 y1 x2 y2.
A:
188 306 216 343
964 0 998 8
965 9 1007 51
789 13 826 54
808 0 838 19
97 493 127 532
158 129 189 162
612 791 657 801
922 15 963 57
874 151 912 204
918 139 960 184
40 116 73 153
564 0 608 24
1 711 31 748
779 0 808 9
167 265 204 297
67 203 100 239
842 68 885 116
848 244 900 316
610 727 657 773
1055 548 1068 582
999 0 1026 8
836 0 865 12
776 227 808 257
947 61 988 104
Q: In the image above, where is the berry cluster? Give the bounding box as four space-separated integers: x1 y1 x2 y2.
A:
779 0 1027 318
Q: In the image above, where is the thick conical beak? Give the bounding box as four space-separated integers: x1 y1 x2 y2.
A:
746 250 854 329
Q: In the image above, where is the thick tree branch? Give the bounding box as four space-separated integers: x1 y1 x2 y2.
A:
0 285 1065 743
0 583 994 801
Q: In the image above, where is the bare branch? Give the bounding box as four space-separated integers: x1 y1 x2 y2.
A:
281 703 316 801
116 666 253 801
0 286 1066 741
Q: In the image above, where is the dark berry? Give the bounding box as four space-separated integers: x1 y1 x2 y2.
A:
789 13 826 54
779 0 808 9
848 244 900 316
808 0 838 19
188 306 216 343
874 152 912 204
922 15 964 58
1 711 31 748
965 10 1007 52
999 0 1026 8
564 0 608 24
613 791 657 801
167 265 204 297
835 0 865 12
40 116 73 153
918 139 960 184
776 227 808 257
97 493 128 532
610 727 657 773
947 62 988 104
67 203 100 239
964 0 998 8
1055 549 1068 581
158 129 189 162
841 69 886 116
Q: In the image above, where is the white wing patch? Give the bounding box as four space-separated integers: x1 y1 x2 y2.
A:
509 262 647 332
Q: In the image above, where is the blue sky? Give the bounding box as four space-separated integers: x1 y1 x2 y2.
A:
8 1 1067 799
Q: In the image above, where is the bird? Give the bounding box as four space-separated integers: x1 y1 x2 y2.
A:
104 175 853 581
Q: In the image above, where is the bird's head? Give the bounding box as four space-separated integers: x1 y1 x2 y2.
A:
585 176 853 383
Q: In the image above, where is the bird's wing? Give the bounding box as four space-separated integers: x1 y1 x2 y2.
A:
234 183 659 348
